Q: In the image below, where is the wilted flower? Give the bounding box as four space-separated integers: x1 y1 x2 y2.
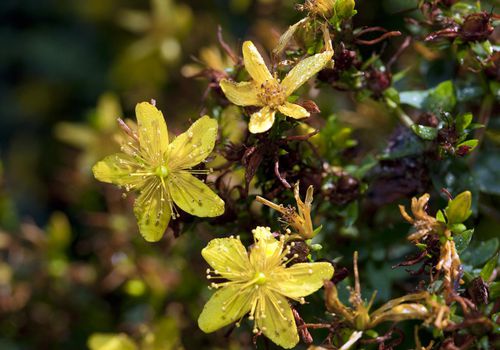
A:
325 252 432 333
198 226 334 348
436 230 462 288
399 193 441 242
92 102 224 242
399 193 463 290
257 182 316 239
297 0 336 18
220 41 333 133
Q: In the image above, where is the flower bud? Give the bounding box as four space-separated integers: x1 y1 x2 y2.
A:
459 12 493 42
335 0 356 20
468 277 489 305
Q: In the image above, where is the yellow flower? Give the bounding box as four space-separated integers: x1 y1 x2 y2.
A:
181 45 234 78
198 226 334 349
220 41 333 133
92 102 225 242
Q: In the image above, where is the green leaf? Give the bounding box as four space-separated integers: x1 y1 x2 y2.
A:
455 113 473 132
344 201 358 227
312 225 323 237
450 223 466 234
455 81 485 103
490 282 500 300
399 90 428 109
480 253 498 281
453 229 474 253
379 131 424 159
474 153 500 195
383 87 400 104
335 0 356 20
423 80 456 113
436 209 446 223
490 81 500 101
456 139 478 152
411 124 438 140
462 238 499 267
349 156 377 178
445 191 472 224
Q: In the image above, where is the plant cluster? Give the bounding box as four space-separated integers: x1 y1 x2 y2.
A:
1 0 498 349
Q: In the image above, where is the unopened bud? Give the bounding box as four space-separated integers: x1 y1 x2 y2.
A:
335 0 356 20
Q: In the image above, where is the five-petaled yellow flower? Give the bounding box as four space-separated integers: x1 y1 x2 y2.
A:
220 41 333 134
198 226 334 348
92 102 225 242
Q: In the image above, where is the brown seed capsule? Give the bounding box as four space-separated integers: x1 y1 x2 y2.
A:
468 277 489 305
366 69 392 97
459 12 494 42
286 240 310 264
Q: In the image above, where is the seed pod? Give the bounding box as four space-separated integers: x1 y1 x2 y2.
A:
459 12 494 42
468 277 489 305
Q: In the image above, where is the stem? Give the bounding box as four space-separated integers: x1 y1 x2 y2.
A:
477 94 493 137
394 106 415 129
353 251 360 296
384 97 414 129
469 94 493 165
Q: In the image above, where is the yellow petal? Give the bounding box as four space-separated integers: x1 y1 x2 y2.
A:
249 227 282 270
219 80 262 107
278 102 310 119
92 153 144 187
167 115 218 170
136 102 169 163
281 51 333 96
168 171 225 217
201 237 251 278
198 285 253 333
249 107 276 134
274 262 334 299
242 41 273 84
256 292 299 349
133 180 171 242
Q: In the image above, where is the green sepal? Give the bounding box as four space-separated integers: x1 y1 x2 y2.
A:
445 191 472 225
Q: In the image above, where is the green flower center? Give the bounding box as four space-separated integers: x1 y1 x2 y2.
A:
253 272 267 285
155 165 170 178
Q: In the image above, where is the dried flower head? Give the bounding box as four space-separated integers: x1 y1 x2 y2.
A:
257 182 316 239
399 193 463 291
399 193 441 242
92 102 224 242
297 0 336 18
220 41 333 133
325 252 432 333
198 226 333 348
